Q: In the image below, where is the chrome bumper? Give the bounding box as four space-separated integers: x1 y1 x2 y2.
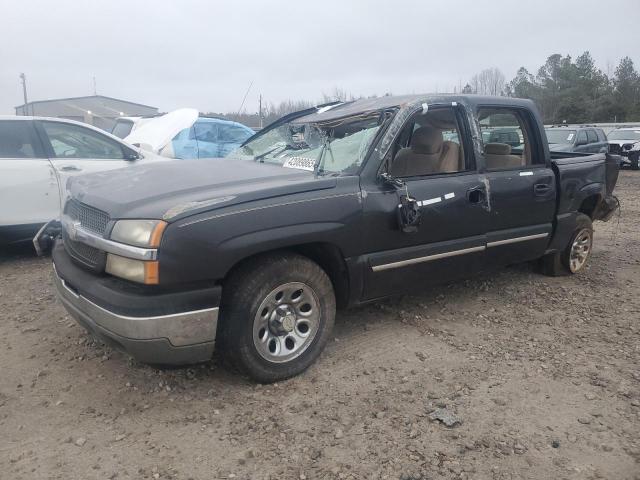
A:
53 266 218 365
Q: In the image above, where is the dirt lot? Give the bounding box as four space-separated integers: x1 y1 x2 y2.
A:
1 171 639 480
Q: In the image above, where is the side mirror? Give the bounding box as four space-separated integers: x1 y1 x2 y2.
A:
132 143 154 153
380 172 405 188
380 172 421 233
575 139 587 147
397 194 421 233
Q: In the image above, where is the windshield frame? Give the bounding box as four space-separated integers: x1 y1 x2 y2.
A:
230 106 397 177
545 128 577 145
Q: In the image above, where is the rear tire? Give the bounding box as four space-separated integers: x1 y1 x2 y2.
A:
539 213 593 276
218 252 335 383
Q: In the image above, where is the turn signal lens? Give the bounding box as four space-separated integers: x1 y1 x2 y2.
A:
106 254 159 284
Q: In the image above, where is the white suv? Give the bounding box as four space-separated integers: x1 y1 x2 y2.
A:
0 116 165 246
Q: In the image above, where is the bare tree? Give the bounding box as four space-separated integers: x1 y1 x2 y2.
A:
468 68 506 96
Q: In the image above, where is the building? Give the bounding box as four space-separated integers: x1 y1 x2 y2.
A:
15 95 159 131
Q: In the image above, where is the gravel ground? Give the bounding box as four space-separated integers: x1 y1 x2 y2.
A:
1 171 639 480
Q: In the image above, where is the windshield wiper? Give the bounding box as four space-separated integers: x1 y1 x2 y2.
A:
254 144 290 162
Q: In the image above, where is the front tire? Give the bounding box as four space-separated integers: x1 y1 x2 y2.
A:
630 153 640 170
539 213 593 276
218 253 336 383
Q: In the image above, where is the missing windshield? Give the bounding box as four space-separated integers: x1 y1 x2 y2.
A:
228 112 386 175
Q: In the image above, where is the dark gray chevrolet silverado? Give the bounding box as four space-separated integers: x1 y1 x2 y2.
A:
48 95 619 382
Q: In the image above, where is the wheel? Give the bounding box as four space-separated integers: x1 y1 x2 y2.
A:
218 252 336 383
630 153 640 170
539 213 593 276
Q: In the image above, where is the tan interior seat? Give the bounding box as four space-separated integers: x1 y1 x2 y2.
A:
484 143 523 169
392 126 461 177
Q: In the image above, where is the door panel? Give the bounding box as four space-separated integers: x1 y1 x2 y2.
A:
0 120 59 231
37 120 135 210
361 172 488 300
0 159 60 227
483 168 556 265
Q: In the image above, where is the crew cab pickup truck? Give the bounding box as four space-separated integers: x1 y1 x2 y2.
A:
48 95 619 382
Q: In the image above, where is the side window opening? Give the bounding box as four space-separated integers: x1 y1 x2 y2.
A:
576 130 588 145
389 107 467 178
586 129 598 143
477 108 539 170
41 121 126 160
219 124 252 144
0 121 40 159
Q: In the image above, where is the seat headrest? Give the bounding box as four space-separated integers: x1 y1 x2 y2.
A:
484 143 511 155
411 126 443 155
0 135 25 157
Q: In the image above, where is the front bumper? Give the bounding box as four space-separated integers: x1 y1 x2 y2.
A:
52 241 220 365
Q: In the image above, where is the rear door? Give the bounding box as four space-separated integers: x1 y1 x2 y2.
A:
0 120 59 240
574 129 590 153
476 106 555 266
361 104 489 300
596 129 608 153
168 125 199 159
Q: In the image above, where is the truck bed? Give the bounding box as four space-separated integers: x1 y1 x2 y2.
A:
551 152 620 221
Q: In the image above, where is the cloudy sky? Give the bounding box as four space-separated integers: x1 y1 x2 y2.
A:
2 0 639 115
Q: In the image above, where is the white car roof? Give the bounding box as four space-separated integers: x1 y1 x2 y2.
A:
0 115 147 150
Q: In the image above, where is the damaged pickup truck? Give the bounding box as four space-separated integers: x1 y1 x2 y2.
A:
48 95 619 382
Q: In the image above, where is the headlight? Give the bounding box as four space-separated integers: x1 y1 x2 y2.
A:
110 219 167 248
106 254 159 284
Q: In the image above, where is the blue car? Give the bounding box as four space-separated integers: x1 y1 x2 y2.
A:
171 117 255 159
122 109 255 160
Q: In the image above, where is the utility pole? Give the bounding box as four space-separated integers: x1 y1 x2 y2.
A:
92 76 97 95
259 94 263 129
19 73 29 115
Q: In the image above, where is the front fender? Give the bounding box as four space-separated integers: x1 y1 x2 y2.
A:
158 183 363 285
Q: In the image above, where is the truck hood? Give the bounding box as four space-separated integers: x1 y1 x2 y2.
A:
67 158 336 221
608 140 640 149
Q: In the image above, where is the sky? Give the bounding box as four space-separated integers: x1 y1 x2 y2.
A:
2 0 639 115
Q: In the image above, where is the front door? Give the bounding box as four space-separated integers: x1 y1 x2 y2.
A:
360 105 488 300
36 120 137 214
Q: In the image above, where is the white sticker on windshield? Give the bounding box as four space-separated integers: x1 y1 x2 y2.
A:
282 156 315 171
567 133 574 141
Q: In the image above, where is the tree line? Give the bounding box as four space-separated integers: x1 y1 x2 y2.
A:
464 52 640 124
210 52 640 127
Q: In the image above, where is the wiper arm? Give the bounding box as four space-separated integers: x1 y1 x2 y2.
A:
314 134 334 175
254 144 290 162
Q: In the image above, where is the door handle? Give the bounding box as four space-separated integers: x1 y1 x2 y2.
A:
534 183 551 195
467 186 486 205
60 165 81 172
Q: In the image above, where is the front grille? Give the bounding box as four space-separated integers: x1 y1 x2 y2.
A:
63 229 104 268
62 199 110 270
65 199 110 235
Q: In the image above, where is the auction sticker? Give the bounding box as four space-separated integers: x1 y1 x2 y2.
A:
283 156 316 171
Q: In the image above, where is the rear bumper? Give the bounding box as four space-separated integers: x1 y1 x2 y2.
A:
52 240 220 365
